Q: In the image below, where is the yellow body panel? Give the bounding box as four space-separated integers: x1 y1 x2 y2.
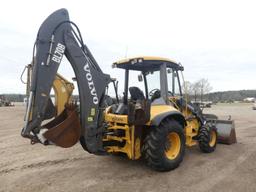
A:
150 104 200 147
182 107 201 146
104 104 181 159
184 118 200 146
104 107 144 159
147 105 179 125
103 122 137 159
104 112 128 124
104 102 201 159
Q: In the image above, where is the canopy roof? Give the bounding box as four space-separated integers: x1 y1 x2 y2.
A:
113 56 184 71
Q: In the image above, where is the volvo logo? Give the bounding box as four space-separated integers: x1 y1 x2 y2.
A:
83 62 99 104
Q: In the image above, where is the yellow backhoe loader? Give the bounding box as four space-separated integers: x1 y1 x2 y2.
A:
21 9 236 171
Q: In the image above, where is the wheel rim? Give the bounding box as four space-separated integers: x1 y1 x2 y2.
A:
165 132 181 160
209 130 217 147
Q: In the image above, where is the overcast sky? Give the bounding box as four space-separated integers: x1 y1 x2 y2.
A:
0 0 255 94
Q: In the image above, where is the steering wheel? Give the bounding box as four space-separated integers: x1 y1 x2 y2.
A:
149 88 161 102
149 88 160 97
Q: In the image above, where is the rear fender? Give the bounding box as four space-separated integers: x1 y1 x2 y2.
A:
150 111 186 128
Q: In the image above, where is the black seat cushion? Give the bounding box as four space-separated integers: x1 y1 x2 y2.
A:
129 87 145 101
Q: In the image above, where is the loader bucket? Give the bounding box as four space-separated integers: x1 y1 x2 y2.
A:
215 120 237 145
42 104 81 148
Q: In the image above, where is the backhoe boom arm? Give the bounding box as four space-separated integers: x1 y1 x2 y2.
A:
22 9 111 153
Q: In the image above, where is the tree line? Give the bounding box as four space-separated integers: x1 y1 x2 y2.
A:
183 78 212 102
1 86 256 103
183 79 256 102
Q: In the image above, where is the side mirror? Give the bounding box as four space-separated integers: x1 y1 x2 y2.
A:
138 74 143 82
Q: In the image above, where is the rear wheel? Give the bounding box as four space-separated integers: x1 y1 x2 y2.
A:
143 119 185 171
198 125 217 153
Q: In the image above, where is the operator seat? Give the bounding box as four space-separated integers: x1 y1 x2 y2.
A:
128 86 150 125
129 87 145 101
113 87 145 115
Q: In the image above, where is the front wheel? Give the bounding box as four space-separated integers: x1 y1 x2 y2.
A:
198 125 217 153
143 119 185 171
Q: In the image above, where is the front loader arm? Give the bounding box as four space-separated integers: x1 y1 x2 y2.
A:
22 9 111 153
53 73 74 115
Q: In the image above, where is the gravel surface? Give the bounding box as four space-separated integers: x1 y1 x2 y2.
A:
1 103 256 192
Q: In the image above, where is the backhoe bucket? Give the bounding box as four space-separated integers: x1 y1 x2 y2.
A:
215 120 237 145
42 104 81 148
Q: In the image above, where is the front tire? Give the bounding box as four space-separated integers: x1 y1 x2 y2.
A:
143 119 185 171
198 125 217 153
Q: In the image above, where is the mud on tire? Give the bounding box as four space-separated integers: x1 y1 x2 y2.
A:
142 119 185 172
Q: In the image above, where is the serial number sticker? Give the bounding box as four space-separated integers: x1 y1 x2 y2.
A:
52 43 65 63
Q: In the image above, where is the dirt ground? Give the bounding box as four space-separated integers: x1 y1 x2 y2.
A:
1 103 256 192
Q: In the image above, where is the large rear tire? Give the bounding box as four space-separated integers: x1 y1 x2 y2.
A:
143 119 185 171
198 125 217 153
